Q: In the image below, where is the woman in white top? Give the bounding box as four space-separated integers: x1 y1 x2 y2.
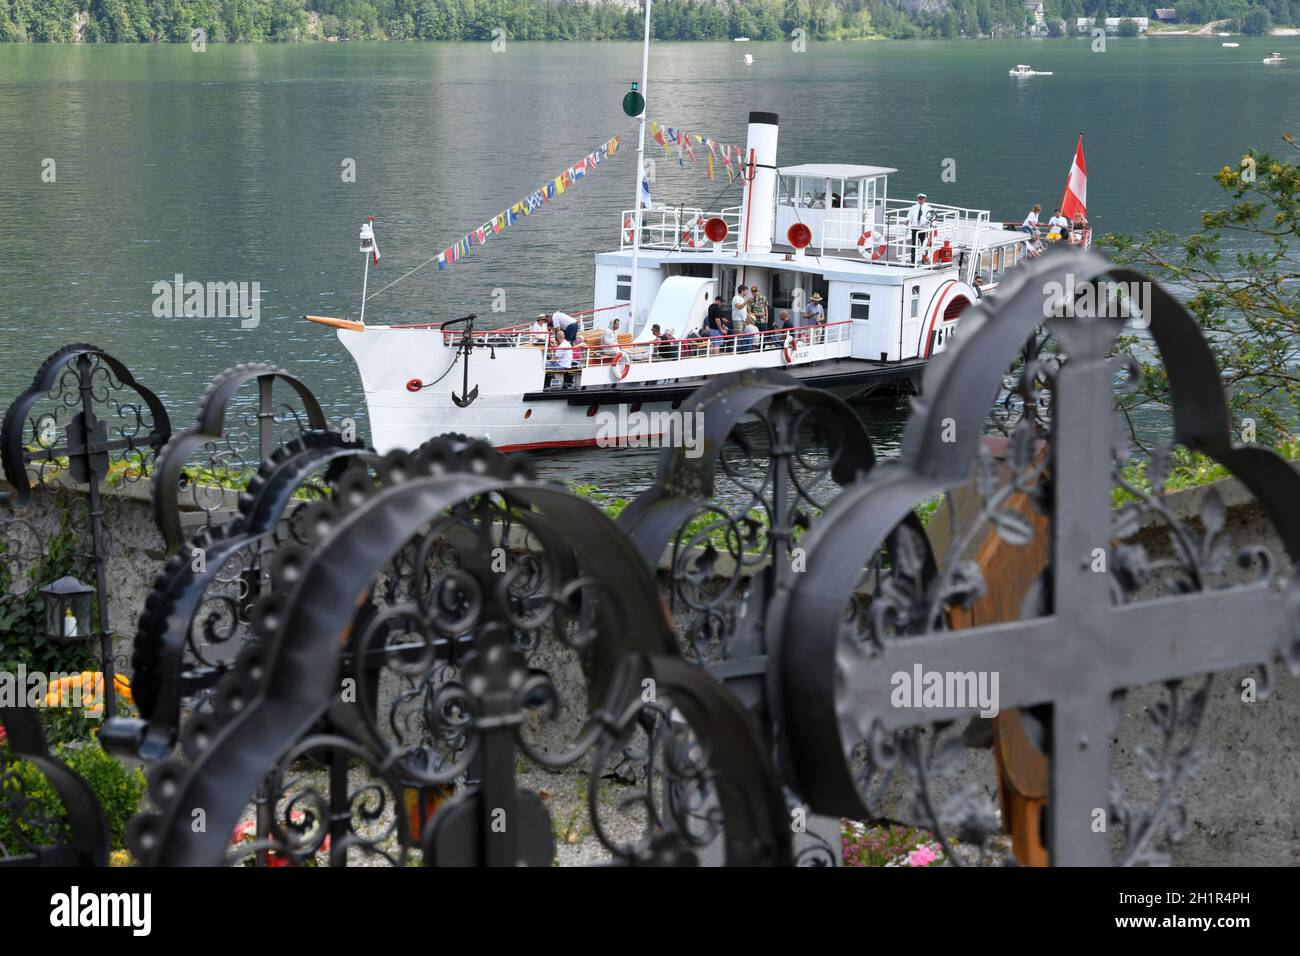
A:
1021 204 1041 235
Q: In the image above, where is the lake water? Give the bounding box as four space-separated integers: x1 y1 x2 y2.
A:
1 37 1296 494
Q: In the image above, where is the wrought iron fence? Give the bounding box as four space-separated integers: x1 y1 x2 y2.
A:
3 248 1299 867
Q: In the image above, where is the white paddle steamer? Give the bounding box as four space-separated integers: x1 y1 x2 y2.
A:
307 0 1092 456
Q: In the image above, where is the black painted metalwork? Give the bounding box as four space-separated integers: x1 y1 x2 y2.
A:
127 440 791 866
7 247 1300 867
1 345 171 718
776 246 1300 865
151 362 337 553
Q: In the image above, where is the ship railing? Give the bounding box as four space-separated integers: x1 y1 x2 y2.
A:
816 202 990 268
572 319 852 369
619 205 742 252
395 304 631 348
1000 221 1093 248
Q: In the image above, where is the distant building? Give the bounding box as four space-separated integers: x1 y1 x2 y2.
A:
1076 16 1150 32
1025 0 1047 34
1153 8 1179 22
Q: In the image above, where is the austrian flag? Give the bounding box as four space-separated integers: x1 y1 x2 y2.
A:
1060 134 1086 222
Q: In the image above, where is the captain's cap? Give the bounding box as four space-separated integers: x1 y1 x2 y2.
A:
916 192 927 199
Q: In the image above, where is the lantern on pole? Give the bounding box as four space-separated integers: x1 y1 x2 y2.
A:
40 576 95 644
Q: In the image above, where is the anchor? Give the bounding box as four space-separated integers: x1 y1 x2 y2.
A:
441 313 481 408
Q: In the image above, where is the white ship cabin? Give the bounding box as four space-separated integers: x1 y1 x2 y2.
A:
586 113 1064 368
440 112 1087 392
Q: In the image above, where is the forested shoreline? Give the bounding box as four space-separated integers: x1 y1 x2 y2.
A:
0 0 1294 44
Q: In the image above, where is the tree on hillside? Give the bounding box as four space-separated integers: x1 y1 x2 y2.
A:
1106 136 1300 444
1242 7 1272 30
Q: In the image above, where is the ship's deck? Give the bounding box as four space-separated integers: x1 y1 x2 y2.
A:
521 357 929 405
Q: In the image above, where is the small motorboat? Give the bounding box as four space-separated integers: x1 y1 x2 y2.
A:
1009 64 1052 77
734 36 750 42
744 53 753 65
1222 42 1239 47
1263 52 1287 63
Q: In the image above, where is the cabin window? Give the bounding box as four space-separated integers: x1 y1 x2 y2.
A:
992 249 1002 273
615 273 632 301
843 180 861 209
850 292 871 321
778 176 797 207
909 285 921 319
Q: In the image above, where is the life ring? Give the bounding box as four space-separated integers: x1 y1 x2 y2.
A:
611 350 631 381
782 334 797 364
859 230 887 260
405 378 423 392
622 216 634 243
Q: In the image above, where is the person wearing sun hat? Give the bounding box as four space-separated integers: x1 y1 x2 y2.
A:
803 291 825 343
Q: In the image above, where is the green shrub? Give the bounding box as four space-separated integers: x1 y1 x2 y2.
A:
0 737 146 853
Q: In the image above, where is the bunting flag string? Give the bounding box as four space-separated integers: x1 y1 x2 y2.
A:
643 121 750 187
427 121 743 274
436 135 621 270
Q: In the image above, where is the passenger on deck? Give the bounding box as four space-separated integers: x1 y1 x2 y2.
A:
1046 209 1069 241
747 285 769 330
706 295 728 333
1021 204 1042 236
545 329 576 388
740 318 761 352
906 193 930 264
1070 213 1089 245
529 314 550 346
600 317 622 351
803 292 824 326
973 276 985 300
551 311 579 344
649 323 676 361
731 285 751 332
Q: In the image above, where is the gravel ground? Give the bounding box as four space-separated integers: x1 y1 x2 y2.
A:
215 758 1020 866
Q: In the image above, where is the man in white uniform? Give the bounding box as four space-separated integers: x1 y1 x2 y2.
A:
905 193 930 264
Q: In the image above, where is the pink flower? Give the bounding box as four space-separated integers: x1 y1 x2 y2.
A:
232 820 256 843
904 845 938 867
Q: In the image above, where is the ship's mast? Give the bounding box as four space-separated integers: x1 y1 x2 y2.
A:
629 0 652 334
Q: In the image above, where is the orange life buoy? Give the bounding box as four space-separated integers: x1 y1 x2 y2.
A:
611 350 631 381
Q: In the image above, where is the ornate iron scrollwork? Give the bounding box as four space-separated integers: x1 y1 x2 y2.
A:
777 247 1300 865
127 440 790 866
1 344 171 718
151 362 341 553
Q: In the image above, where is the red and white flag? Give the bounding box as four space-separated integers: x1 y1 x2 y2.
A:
1060 134 1086 222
